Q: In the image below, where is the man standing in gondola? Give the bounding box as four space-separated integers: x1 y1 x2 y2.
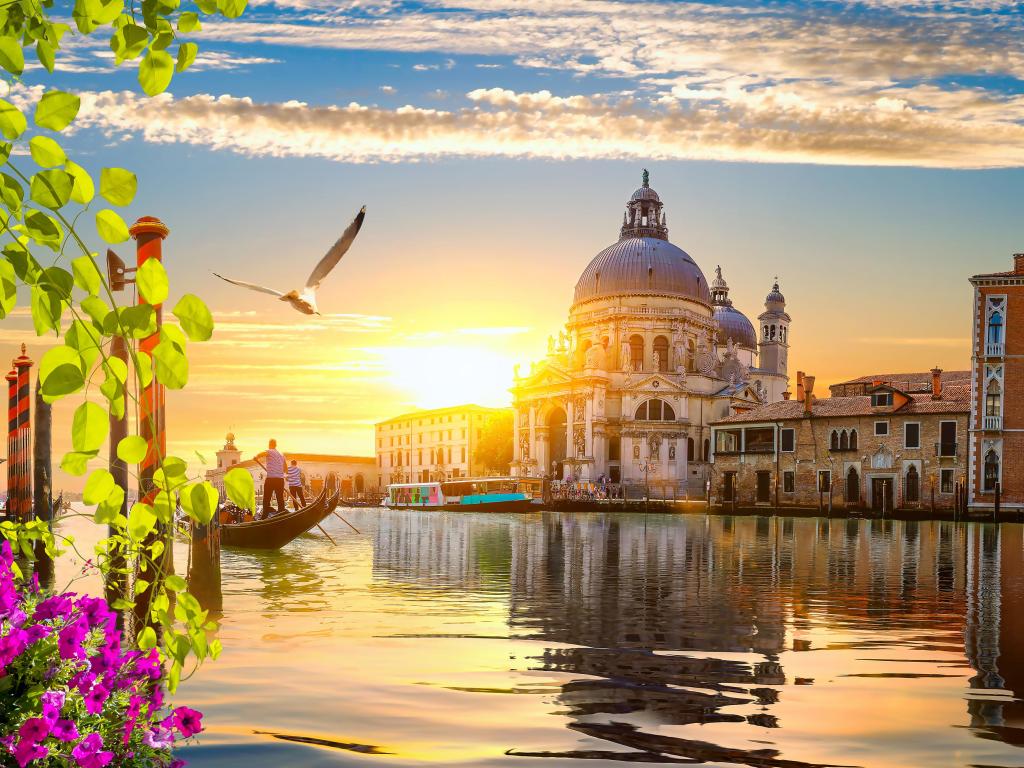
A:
263 439 287 517
287 459 306 509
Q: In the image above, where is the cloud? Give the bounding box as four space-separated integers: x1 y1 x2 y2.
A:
380 84 396 94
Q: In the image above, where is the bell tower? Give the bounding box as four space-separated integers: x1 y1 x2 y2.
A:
758 279 790 376
216 432 242 470
620 169 668 241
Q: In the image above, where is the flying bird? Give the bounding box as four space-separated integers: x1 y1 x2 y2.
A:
213 206 366 315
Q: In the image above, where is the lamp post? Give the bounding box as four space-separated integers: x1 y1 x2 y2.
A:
636 460 656 514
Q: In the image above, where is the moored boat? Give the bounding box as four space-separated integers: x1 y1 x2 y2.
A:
221 488 336 550
385 477 545 512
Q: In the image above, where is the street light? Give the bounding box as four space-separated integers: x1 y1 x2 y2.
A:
636 460 657 513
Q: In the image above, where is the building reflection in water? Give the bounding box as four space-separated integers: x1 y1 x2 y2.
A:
372 511 1024 764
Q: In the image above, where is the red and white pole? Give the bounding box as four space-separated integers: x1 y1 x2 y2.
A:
13 345 32 520
5 361 15 520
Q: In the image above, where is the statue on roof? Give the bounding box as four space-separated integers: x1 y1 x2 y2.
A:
642 168 650 187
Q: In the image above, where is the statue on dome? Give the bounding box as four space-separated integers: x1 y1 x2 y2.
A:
642 168 649 186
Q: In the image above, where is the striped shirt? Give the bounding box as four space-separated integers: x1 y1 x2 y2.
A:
265 449 285 478
286 465 302 487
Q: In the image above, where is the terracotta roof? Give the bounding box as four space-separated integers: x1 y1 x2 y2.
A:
971 270 1023 280
714 388 970 425
832 370 971 390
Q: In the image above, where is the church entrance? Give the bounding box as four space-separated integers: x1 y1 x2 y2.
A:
871 477 894 513
548 407 567 479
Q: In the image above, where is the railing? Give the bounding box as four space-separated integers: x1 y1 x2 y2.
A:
935 442 958 457
984 415 1003 431
985 342 1005 357
829 446 858 453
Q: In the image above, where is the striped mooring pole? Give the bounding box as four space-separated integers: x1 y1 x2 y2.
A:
5 345 32 520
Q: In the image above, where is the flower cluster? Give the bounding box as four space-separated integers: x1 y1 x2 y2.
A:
0 541 203 767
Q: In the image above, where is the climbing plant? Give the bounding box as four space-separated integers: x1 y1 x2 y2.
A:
0 0 257 700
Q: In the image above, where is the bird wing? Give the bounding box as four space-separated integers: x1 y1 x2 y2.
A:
213 272 285 298
305 206 366 291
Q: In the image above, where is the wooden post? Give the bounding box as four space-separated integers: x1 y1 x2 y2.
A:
5 361 16 522
994 481 1001 522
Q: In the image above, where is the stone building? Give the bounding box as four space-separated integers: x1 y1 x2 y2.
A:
969 254 1024 512
205 432 377 500
709 370 969 511
374 404 506 487
511 171 791 495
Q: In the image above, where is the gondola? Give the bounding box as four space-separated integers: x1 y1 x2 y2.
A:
220 488 336 550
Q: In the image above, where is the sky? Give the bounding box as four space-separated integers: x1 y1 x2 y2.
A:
3 0 1023 487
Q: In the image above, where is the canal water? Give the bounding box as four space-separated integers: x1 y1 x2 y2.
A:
60 510 1024 767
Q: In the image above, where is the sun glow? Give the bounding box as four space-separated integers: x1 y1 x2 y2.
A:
376 343 517 410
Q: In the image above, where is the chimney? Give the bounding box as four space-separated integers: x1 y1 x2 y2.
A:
931 366 943 399
796 371 805 402
872 379 883 388
1015 253 1024 275
782 391 792 400
803 374 816 416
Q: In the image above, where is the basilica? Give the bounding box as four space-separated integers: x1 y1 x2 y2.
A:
510 171 791 494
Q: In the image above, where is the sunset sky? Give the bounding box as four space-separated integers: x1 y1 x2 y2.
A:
4 0 1024 485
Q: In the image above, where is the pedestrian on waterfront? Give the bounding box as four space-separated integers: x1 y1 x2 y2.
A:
263 439 286 516
287 460 306 508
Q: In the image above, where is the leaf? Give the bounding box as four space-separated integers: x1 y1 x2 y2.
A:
161 323 187 353
96 209 130 243
81 295 110 326
224 466 255 512
30 287 62 336
178 11 201 31
72 401 109 452
83 469 115 505
164 456 188 478
138 625 157 650
0 100 26 140
72 256 102 295
0 173 24 212
165 574 187 592
0 37 24 76
100 371 125 420
153 338 188 389
24 210 63 250
36 40 55 74
172 294 214 341
176 42 197 73
94 484 125 524
40 346 85 400
139 50 174 96
100 167 137 206
109 22 148 65
195 0 217 12
128 503 156 542
114 303 156 338
65 161 95 204
61 450 97 476
66 319 102 368
0 259 16 318
30 169 73 209
35 91 81 132
217 0 247 18
137 258 168 304
117 435 148 463
29 136 66 168
189 482 217 525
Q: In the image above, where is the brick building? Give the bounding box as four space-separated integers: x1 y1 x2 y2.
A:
969 254 1024 512
709 370 969 511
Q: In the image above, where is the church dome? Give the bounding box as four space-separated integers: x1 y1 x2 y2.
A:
714 304 758 350
630 185 660 202
766 281 785 305
573 237 712 307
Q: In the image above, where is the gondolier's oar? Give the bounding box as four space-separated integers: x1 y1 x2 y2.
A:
253 456 340 544
332 511 360 534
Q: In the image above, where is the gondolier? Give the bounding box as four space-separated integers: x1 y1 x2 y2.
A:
263 439 286 516
287 460 306 508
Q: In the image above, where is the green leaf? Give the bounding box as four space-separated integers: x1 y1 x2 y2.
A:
139 50 174 96
81 295 110 326
172 294 214 341
0 259 16 319
128 503 157 542
24 210 63 250
0 37 24 76
30 170 73 209
115 303 156 338
66 319 102 368
224 466 255 512
94 484 125 524
35 91 81 132
178 11 201 31
110 23 148 65
36 40 55 74
137 258 168 304
0 173 24 212
217 0 247 18
83 469 115 505
196 0 217 12
29 136 66 167
153 337 188 389
162 323 187 352
165 574 187 591
136 350 153 388
30 287 62 336
164 456 188 478
0 100 26 140
40 346 85 400
138 625 157 650
72 256 102 295
100 167 137 206
61 450 97 476
96 209 130 243
100 371 125 420
176 42 197 72
189 482 217 525
65 161 95 204
72 401 109 452
117 435 148 463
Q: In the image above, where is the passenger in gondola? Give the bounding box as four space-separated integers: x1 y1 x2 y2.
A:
263 439 287 516
287 460 306 509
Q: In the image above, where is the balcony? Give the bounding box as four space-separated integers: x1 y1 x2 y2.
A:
985 342 1005 358
935 443 959 457
984 415 1003 431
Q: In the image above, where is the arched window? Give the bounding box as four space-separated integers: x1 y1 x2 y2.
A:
770 325 777 341
986 380 1002 416
629 334 644 371
634 398 676 421
988 312 1004 345
763 324 770 339
703 439 710 462
905 465 920 504
355 474 365 493
850 429 858 450
687 339 697 373
653 335 669 372
831 430 840 451
984 450 1000 492
846 467 860 504
840 430 849 450
687 437 695 461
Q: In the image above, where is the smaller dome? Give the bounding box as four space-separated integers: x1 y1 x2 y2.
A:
631 185 660 202
714 304 758 350
766 281 785 305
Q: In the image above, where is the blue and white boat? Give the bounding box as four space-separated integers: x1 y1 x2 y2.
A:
385 477 545 512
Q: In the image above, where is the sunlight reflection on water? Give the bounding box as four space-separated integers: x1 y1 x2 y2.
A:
55 510 1024 767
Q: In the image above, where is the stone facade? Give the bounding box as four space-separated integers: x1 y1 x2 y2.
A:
710 373 969 511
970 254 1024 511
511 172 790 496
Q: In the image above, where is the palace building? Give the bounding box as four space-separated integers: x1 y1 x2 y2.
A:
510 171 790 494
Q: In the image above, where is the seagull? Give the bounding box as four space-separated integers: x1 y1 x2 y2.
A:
213 206 366 316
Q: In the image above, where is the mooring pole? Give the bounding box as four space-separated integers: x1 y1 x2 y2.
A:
14 345 32 522
130 217 171 634
32 376 53 585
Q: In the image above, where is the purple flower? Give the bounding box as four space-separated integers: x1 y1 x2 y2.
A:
32 594 73 622
51 720 79 742
0 539 12 567
40 690 65 723
0 628 28 666
72 733 113 768
23 624 51 645
57 616 89 660
13 740 48 768
83 683 110 715
17 718 49 746
172 706 203 738
142 725 174 750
